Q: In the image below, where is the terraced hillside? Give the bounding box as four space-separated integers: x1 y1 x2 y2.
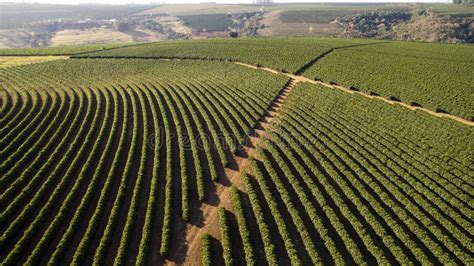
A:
0 37 472 265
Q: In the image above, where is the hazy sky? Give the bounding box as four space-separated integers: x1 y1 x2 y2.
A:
0 0 450 4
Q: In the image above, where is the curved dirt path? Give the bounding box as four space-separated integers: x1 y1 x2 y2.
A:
235 62 474 127
167 79 296 265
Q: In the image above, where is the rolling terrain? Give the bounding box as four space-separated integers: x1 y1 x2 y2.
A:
0 37 472 265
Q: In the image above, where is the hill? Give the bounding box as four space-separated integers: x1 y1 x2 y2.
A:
0 3 472 49
0 37 472 265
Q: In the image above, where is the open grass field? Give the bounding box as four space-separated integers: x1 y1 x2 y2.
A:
0 42 139 56
0 3 153 28
51 29 134 47
418 3 474 17
0 56 67 68
0 37 472 265
135 4 261 16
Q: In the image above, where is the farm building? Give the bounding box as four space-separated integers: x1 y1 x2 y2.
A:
254 0 274 5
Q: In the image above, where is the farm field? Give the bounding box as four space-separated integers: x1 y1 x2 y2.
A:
75 37 377 73
0 56 67 68
258 10 344 37
1 2 472 49
230 82 473 264
50 29 134 47
177 14 233 32
280 9 359 23
0 37 472 265
279 5 411 24
0 42 138 56
134 4 262 16
0 58 286 264
304 41 474 119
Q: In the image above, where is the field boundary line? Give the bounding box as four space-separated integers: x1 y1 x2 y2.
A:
294 42 387 75
235 62 474 127
0 41 151 57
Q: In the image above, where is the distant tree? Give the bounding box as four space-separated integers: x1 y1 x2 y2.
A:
115 22 131 32
229 31 239 38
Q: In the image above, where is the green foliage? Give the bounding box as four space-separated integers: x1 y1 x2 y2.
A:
136 86 162 266
114 84 151 265
75 37 376 73
201 232 212 266
229 186 255 265
178 13 233 32
219 207 234 266
241 172 278 265
247 157 301 265
279 5 411 23
417 3 474 17
0 88 104 264
261 81 473 264
0 37 471 265
305 41 474 118
0 59 287 263
280 9 358 23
